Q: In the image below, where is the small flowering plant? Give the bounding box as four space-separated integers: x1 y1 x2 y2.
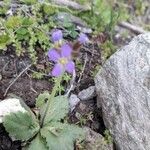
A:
2 29 89 150
48 44 74 77
48 29 88 77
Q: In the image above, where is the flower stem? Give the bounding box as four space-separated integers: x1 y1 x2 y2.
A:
40 75 63 127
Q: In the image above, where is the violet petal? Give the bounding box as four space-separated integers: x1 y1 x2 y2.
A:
65 61 75 74
61 43 72 57
78 33 89 44
52 63 63 77
48 49 60 62
52 30 63 42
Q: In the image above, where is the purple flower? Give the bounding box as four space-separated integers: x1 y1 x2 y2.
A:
48 44 75 77
52 30 63 42
78 33 89 44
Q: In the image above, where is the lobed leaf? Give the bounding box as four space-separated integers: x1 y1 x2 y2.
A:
41 122 85 150
27 134 48 150
35 91 50 108
41 96 69 125
3 111 40 141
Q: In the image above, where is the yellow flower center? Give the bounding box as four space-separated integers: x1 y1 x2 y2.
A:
59 58 68 65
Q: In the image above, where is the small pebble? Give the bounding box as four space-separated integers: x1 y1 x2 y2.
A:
78 103 86 111
69 94 80 112
78 86 96 101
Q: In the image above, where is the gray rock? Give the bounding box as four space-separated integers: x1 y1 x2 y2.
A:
78 86 96 101
54 12 87 27
51 0 90 11
54 12 92 33
95 33 150 150
69 94 80 111
0 98 27 123
84 127 113 150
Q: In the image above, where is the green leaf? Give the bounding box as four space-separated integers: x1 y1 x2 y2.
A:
0 34 10 49
43 4 57 15
22 17 33 26
3 111 40 141
0 34 9 43
32 72 44 80
16 28 30 40
41 96 69 125
41 122 84 150
69 30 78 39
5 16 22 29
27 134 48 150
17 97 37 119
36 91 50 108
20 0 37 5
94 0 112 25
0 6 9 15
16 28 28 35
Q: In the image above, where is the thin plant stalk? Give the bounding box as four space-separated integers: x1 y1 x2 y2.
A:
40 75 63 127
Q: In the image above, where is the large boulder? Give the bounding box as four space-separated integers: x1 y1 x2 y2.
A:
95 33 150 150
84 127 113 150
